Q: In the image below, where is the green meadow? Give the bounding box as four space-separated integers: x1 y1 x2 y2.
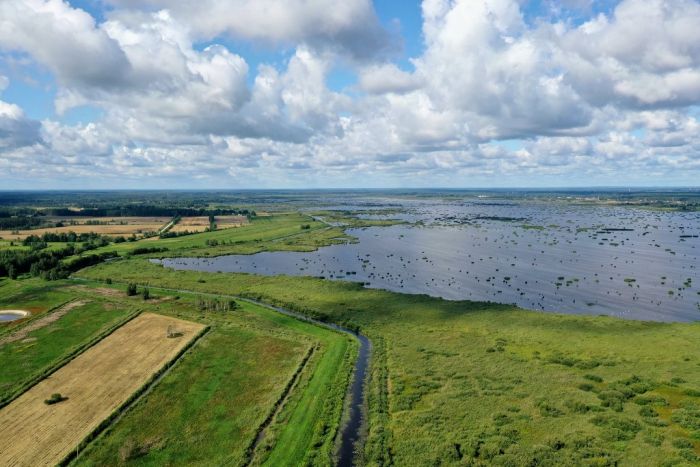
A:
83 212 353 259
0 278 355 466
79 259 700 466
74 291 355 466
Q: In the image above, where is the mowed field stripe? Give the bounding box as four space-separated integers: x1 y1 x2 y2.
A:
0 312 205 467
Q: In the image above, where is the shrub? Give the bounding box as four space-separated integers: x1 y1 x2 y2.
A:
635 395 668 406
584 374 603 383
566 400 593 414
142 288 150 300
671 404 700 430
591 414 641 441
680 450 699 462
126 283 138 296
128 246 168 256
597 390 627 411
119 439 149 462
643 431 664 446
672 438 693 449
44 393 67 405
537 400 563 417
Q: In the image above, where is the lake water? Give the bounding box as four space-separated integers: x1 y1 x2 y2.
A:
0 312 26 322
158 199 699 322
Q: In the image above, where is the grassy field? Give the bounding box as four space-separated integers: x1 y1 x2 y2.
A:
0 277 357 466
81 212 343 258
70 287 355 466
0 313 205 466
79 259 700 466
76 323 307 465
0 278 76 327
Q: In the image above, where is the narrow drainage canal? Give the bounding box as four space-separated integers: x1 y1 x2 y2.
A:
336 332 370 467
237 298 370 467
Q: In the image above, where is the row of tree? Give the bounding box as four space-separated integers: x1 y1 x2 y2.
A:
43 206 256 218
195 297 238 312
23 232 109 245
0 245 117 280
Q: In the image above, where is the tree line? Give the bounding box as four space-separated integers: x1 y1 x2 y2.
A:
42 206 256 218
0 245 117 280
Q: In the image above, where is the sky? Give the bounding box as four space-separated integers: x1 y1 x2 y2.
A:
0 0 699 189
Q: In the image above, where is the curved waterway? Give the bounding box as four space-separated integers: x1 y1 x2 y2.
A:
237 298 370 467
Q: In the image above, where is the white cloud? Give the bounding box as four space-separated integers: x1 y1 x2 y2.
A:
102 0 393 60
0 76 42 150
0 0 130 88
358 64 423 94
0 0 699 187
560 0 700 108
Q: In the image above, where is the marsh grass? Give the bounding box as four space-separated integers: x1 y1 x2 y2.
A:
79 259 700 465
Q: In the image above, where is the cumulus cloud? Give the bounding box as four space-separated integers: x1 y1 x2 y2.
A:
358 64 423 94
102 0 393 60
0 76 42 150
560 0 700 108
0 0 130 88
0 0 699 187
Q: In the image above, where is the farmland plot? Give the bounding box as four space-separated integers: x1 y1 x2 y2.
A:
0 313 205 466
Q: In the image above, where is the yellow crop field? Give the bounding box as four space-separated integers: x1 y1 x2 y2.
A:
170 216 210 233
0 217 170 240
169 215 248 233
216 215 249 228
0 313 205 466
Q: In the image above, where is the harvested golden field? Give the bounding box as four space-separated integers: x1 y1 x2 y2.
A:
216 215 249 228
169 215 248 233
0 217 170 240
0 312 205 466
170 216 210 233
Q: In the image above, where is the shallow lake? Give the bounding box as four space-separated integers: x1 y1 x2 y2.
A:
0 313 25 322
158 199 699 322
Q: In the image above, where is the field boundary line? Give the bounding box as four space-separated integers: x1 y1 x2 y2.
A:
243 343 318 466
0 307 143 409
59 324 211 466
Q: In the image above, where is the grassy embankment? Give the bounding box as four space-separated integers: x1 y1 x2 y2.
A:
67 212 346 259
0 277 356 466
80 259 700 466
0 211 403 258
71 285 355 466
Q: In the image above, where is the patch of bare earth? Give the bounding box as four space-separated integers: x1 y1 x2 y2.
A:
68 285 123 298
0 300 88 347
